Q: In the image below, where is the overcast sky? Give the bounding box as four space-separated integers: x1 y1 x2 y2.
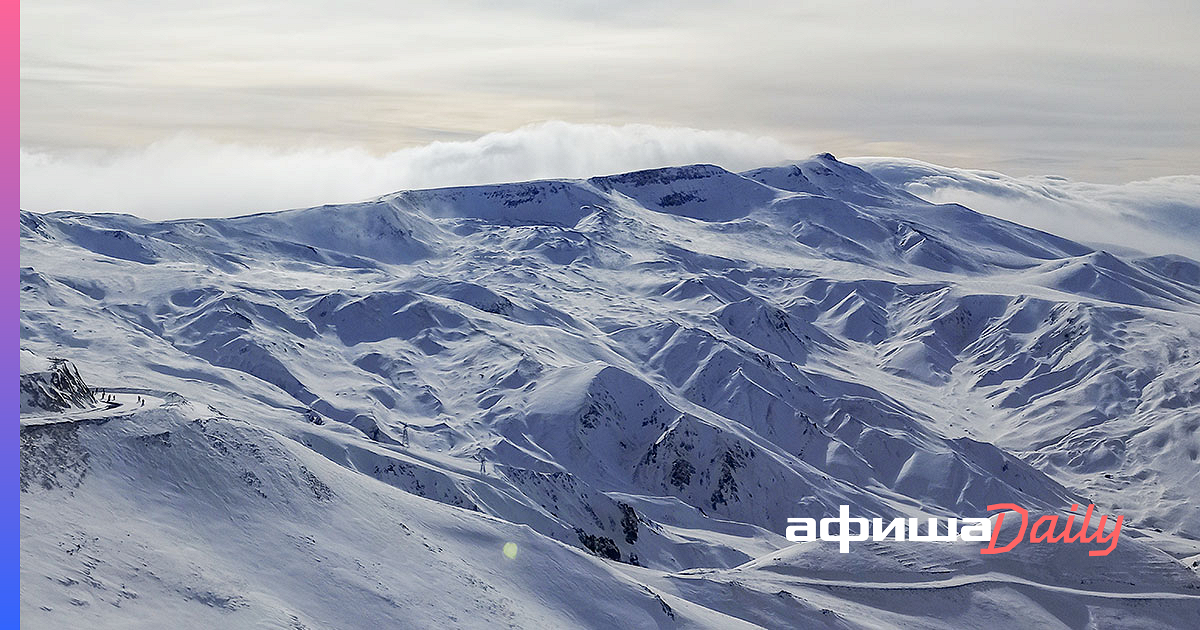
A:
20 1 1200 219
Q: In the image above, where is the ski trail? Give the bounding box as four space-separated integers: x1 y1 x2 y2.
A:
20 389 172 427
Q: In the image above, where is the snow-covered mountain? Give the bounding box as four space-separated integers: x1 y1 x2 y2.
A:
20 154 1200 628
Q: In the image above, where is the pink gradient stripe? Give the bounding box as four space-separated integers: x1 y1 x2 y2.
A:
5 0 20 622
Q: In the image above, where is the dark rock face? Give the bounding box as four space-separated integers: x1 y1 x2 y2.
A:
20 358 97 413
618 502 639 545
576 529 621 561
669 458 694 488
20 423 91 492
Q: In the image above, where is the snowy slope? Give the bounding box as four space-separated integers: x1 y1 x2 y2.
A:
20 155 1200 627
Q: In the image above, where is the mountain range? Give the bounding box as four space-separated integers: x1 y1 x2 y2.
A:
19 153 1200 628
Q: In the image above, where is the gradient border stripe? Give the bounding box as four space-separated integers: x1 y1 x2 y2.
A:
7 0 20 624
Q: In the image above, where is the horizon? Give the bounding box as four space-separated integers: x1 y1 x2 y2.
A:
21 2 1200 214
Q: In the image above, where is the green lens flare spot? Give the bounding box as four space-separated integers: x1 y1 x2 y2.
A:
502 542 518 560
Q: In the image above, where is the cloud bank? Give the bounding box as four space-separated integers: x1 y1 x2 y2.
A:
851 157 1200 257
21 121 1197 258
20 122 802 219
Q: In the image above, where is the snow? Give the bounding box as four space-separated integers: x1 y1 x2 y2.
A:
20 154 1200 627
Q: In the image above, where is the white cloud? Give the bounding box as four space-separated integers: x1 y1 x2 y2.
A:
20 121 802 219
851 157 1200 257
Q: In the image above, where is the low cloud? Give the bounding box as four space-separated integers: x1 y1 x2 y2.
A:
851 157 1200 258
20 121 802 219
23 127 1196 258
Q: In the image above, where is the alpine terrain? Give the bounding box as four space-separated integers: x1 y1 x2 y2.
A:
19 154 1200 628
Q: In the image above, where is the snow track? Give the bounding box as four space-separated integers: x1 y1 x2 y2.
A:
20 388 173 427
672 570 1200 601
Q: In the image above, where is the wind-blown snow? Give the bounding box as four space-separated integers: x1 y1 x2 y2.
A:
20 154 1200 628
19 123 802 219
850 156 1200 257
